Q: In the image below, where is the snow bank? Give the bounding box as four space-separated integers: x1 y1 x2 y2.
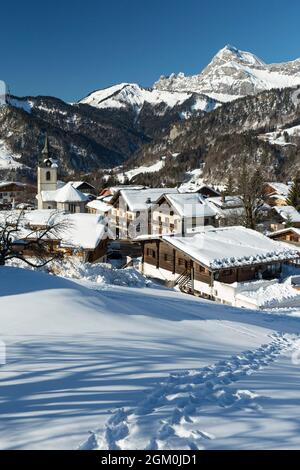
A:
52 259 149 287
8 257 149 288
239 280 300 308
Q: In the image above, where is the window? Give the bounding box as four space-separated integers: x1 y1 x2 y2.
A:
136 223 141 233
170 211 174 216
192 217 197 228
46 171 51 181
164 253 171 262
178 258 185 266
198 265 205 273
146 248 156 259
69 203 77 213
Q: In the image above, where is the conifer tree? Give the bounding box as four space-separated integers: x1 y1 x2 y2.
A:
286 176 300 211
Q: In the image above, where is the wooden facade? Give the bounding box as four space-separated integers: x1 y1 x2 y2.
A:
269 228 300 247
263 183 288 207
141 238 284 290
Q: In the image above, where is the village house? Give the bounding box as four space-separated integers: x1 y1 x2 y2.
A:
0 181 36 209
205 195 245 226
19 210 110 263
86 198 113 217
191 185 221 198
269 206 300 231
263 182 291 207
70 181 97 197
110 187 178 239
139 226 299 308
152 192 217 236
269 226 300 248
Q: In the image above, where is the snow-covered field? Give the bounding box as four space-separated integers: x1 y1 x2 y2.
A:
117 160 165 183
0 265 300 450
259 125 300 146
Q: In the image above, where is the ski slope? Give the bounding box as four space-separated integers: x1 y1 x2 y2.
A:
0 266 300 450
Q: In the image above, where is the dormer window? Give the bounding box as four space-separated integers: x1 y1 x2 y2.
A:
46 171 51 181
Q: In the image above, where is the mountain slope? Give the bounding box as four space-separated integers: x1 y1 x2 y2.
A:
0 86 218 180
1 45 300 182
79 82 219 115
130 85 300 184
154 45 300 102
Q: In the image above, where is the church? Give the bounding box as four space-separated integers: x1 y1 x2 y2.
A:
37 136 89 213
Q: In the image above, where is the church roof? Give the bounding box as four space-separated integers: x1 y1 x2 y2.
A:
54 182 88 203
41 182 89 203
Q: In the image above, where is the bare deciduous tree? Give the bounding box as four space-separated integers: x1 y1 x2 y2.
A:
0 210 69 267
235 163 265 230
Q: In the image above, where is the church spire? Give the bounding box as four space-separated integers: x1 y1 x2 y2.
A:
42 134 49 157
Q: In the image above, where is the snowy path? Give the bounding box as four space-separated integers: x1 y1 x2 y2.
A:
82 333 299 450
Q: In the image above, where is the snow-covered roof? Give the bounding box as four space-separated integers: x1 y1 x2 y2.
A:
265 182 291 197
23 209 62 226
22 210 108 249
71 181 95 190
0 181 28 189
86 199 112 213
110 185 147 193
274 206 300 223
59 213 108 250
54 182 88 203
41 182 88 203
163 226 299 270
159 192 216 218
269 227 300 238
207 195 243 209
120 188 178 211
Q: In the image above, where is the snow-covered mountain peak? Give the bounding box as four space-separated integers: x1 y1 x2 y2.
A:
211 44 266 68
79 82 219 116
154 46 300 102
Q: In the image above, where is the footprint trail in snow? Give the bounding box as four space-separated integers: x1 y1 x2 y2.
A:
80 333 298 450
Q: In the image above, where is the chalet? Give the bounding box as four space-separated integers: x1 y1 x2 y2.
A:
193 185 221 198
206 195 245 226
263 182 291 207
269 206 300 231
139 226 299 308
269 227 300 248
20 210 110 262
71 181 97 196
111 187 178 239
152 192 217 236
0 182 36 208
86 198 112 216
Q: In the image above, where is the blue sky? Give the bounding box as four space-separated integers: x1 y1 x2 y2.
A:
1 0 300 101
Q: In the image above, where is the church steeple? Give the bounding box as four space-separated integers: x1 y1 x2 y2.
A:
42 134 49 157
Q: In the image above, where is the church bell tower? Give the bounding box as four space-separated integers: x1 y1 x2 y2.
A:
37 135 58 209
